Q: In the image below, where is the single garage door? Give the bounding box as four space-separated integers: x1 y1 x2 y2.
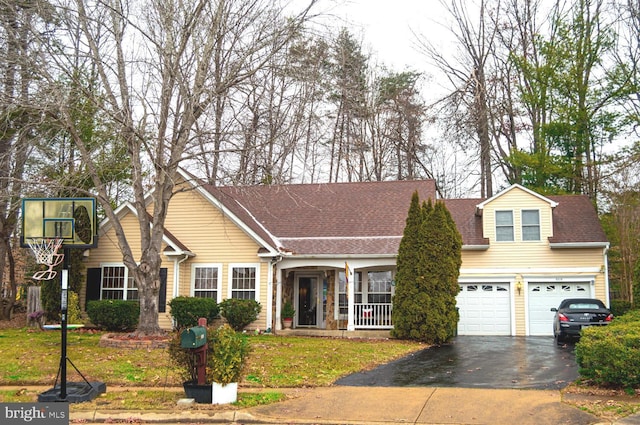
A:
528 282 592 336
456 283 511 335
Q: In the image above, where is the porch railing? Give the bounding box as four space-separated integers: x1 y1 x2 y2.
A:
354 303 393 329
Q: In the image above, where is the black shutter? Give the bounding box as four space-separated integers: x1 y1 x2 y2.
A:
158 268 168 313
85 268 102 309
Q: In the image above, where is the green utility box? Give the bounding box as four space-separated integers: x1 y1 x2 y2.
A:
180 326 207 348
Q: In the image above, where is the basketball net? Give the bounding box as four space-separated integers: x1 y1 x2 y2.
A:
27 238 64 281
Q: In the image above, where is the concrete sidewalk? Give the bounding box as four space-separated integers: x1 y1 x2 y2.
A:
66 386 640 425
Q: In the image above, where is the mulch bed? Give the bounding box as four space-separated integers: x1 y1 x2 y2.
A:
99 332 171 349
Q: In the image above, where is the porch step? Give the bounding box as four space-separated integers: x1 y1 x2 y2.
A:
276 329 392 339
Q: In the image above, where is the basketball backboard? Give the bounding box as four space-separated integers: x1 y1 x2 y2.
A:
21 198 98 248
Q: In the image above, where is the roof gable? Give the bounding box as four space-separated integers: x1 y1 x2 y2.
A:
476 184 559 213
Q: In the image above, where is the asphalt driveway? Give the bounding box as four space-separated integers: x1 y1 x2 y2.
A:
335 336 578 390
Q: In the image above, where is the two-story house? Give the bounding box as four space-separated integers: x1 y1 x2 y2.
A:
82 170 609 336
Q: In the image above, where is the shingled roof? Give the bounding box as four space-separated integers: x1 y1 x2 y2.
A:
547 195 607 245
203 180 437 255
196 178 607 256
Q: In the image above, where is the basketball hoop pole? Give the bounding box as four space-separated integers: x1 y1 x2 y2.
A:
59 250 69 400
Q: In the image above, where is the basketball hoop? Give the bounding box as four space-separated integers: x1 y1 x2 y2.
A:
27 238 64 280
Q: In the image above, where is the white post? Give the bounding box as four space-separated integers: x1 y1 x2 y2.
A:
346 262 355 331
266 259 273 332
275 267 283 331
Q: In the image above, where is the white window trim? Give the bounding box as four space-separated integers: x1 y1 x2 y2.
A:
191 263 223 303
100 263 136 301
227 263 261 301
365 270 395 304
521 209 541 242
495 210 514 242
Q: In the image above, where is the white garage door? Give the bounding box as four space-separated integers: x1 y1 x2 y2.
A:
528 282 592 336
456 283 511 335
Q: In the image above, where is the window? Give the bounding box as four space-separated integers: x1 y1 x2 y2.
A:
230 265 258 300
192 265 220 300
337 271 362 317
522 210 540 241
367 271 393 303
495 210 514 241
338 272 348 316
101 265 137 300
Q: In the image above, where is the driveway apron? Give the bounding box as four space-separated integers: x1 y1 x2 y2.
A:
335 336 578 389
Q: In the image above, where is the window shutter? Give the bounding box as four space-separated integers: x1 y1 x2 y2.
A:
158 268 168 313
85 268 102 309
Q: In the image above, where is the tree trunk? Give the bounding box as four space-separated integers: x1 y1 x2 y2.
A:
27 286 43 328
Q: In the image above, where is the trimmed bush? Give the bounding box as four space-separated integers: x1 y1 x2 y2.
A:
576 311 640 389
168 296 220 329
86 300 139 331
208 324 250 384
219 298 261 332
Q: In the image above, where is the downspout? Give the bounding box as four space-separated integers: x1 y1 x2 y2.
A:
603 245 611 307
270 255 283 332
171 254 190 329
173 254 190 298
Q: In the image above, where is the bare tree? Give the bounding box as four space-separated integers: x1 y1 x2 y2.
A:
415 0 501 197
0 0 49 320
33 0 317 335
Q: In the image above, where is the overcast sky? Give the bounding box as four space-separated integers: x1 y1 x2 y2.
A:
323 1 455 68
307 0 457 103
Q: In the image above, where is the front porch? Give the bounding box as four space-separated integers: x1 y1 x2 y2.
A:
274 263 395 332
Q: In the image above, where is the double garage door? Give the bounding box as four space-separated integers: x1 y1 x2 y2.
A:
456 283 511 335
456 281 592 336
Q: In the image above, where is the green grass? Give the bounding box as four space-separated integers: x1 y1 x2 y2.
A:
0 328 422 410
0 328 423 388
0 388 287 410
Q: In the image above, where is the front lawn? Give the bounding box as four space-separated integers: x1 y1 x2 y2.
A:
0 328 423 388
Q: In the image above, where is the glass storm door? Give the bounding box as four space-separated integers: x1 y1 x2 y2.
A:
297 276 318 326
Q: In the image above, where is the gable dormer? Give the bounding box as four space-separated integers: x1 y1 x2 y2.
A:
476 184 558 244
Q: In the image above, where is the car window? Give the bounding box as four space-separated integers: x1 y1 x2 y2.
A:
568 303 600 309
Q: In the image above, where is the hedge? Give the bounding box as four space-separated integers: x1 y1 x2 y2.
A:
168 296 220 329
575 310 640 389
86 300 140 331
219 298 261 331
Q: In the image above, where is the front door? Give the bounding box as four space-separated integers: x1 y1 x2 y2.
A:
297 276 319 327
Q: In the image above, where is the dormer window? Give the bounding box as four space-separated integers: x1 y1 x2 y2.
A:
522 210 540 241
495 210 514 241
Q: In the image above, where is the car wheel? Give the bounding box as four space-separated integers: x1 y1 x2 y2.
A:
554 331 565 345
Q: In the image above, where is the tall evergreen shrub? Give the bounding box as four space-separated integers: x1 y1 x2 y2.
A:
391 192 462 343
391 192 424 338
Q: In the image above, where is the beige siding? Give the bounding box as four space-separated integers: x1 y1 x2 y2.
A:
482 188 553 242
82 213 177 329
83 185 270 331
164 187 269 329
514 286 526 336
462 246 605 269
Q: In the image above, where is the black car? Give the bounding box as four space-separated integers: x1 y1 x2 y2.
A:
551 298 613 344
